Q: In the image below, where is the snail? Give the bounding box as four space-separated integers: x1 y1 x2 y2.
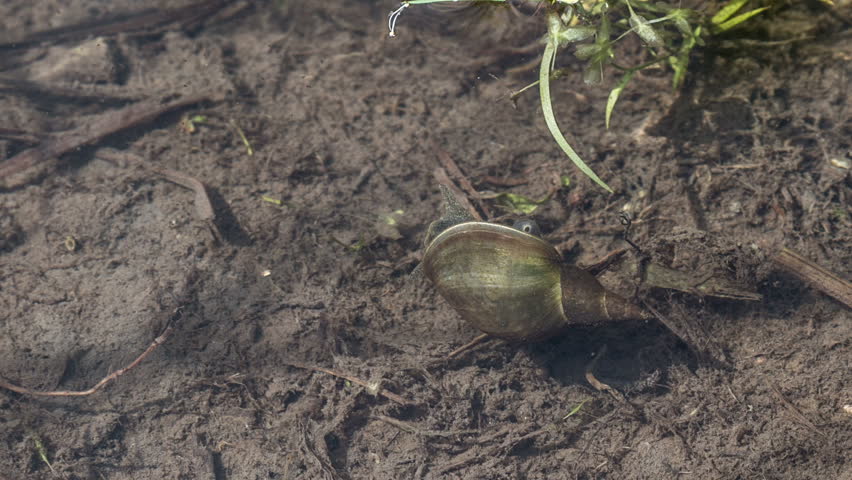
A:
421 186 649 342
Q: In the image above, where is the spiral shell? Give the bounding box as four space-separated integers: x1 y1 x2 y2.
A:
422 221 647 341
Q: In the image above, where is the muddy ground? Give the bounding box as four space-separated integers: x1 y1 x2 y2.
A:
0 1 850 479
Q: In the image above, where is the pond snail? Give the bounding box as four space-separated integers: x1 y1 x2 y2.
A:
421 186 649 342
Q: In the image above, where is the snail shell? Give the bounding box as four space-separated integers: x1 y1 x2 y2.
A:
421 221 647 341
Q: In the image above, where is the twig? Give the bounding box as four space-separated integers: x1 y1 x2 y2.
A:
0 0 232 49
0 76 139 103
283 361 412 406
299 421 341 480
0 324 174 397
630 259 763 301
0 94 214 187
0 126 43 145
506 54 544 76
152 167 216 222
641 300 697 352
772 247 852 309
584 345 626 403
375 415 478 437
582 248 628 277
447 333 492 359
435 423 534 475
482 175 529 187
768 383 826 438
228 119 254 156
572 409 618 478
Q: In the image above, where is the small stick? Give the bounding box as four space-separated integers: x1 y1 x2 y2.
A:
506 54 544 76
152 167 216 222
0 126 42 145
0 77 140 103
374 415 478 437
584 345 626 403
482 175 528 187
768 383 826 438
228 119 254 156
0 325 174 397
0 94 213 185
582 248 628 277
772 247 852 309
447 333 492 359
283 361 411 406
0 0 231 49
641 301 694 351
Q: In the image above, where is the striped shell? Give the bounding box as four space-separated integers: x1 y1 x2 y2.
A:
421 221 568 341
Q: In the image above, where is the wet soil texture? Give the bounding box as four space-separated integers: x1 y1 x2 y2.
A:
0 1 850 479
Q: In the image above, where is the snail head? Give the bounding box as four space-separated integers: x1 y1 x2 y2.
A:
423 185 476 247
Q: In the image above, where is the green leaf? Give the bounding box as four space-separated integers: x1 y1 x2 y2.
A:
583 60 605 85
540 25 613 193
494 192 546 214
563 400 587 420
669 24 701 89
557 26 597 44
261 195 283 206
669 55 687 90
574 16 613 87
598 12 612 43
715 6 769 31
574 43 601 61
629 13 664 47
31 434 54 473
623 0 663 47
605 70 636 129
376 210 407 240
694 24 705 46
672 12 692 37
476 189 559 215
711 0 750 25
348 239 366 252
670 49 689 89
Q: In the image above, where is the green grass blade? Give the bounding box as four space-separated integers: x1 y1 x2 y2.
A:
711 0 749 25
669 53 687 89
540 40 613 193
563 400 587 420
716 6 769 31
670 26 699 89
606 70 636 129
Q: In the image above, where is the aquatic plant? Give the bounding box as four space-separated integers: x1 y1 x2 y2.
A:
389 0 771 193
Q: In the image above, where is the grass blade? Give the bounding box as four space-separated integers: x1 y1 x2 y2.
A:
716 6 769 31
711 0 749 25
540 38 613 193
606 70 636 129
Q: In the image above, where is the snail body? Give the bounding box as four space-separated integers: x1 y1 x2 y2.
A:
422 219 648 342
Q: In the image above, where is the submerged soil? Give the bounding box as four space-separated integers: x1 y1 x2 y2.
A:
0 1 850 479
